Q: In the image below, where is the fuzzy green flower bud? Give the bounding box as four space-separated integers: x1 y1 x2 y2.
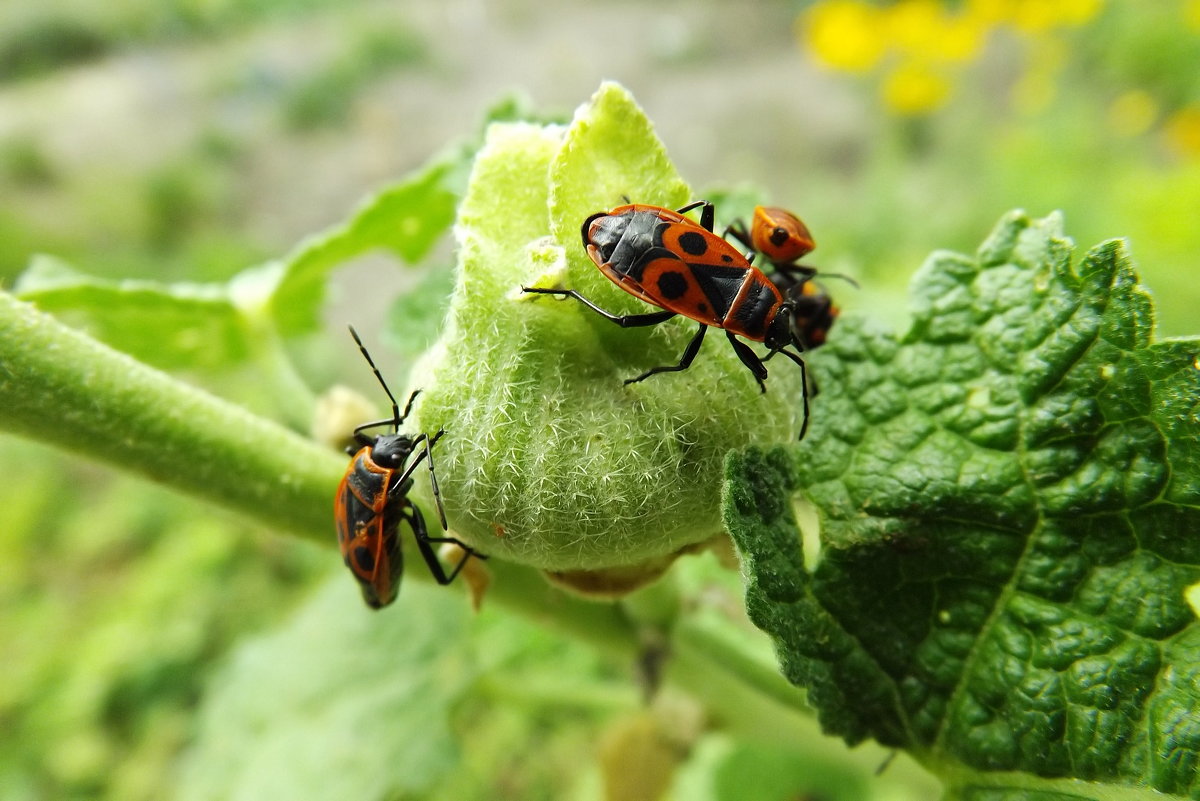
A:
413 84 804 579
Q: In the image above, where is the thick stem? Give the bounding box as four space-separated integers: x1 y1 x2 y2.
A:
671 614 810 718
481 559 640 657
0 291 343 543
0 290 645 644
0 291 813 730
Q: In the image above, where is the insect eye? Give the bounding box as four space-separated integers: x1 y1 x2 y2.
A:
770 226 790 246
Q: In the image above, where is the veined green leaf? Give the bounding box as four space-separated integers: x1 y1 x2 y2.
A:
271 158 460 336
14 254 249 370
726 211 1200 799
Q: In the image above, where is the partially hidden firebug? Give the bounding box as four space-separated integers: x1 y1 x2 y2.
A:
731 205 817 267
779 278 839 350
522 200 811 440
726 205 851 350
334 326 484 609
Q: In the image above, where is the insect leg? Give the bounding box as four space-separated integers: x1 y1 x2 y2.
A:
423 428 447 530
771 264 819 290
674 200 716 231
521 287 677 327
775 264 859 290
724 330 769 393
388 432 430 494
408 505 484 586
352 416 403 440
625 322 708 384
763 347 811 441
724 220 752 250
348 326 414 430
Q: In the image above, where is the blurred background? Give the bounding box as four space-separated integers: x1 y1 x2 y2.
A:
1 1 1197 799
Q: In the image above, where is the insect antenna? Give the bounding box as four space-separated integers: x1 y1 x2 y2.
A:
348 325 414 433
778 265 859 291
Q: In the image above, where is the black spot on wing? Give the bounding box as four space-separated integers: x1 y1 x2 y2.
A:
656 271 689 300
354 545 375 573
677 230 708 256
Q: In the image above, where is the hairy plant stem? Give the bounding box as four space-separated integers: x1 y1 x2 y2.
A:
0 290 808 728
0 291 341 542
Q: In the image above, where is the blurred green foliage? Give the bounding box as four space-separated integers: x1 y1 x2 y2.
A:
0 16 109 81
0 0 350 81
282 25 429 130
0 135 58 188
0 438 329 800
1 2 1197 799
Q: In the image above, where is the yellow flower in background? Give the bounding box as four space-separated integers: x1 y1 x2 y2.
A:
1165 106 1200 158
966 0 1104 30
931 13 988 63
888 0 945 51
1010 1 1063 32
1186 0 1200 31
888 0 986 63
882 61 953 115
1108 90 1159 138
1051 0 1105 25
802 0 887 72
798 0 1120 118
965 0 1016 25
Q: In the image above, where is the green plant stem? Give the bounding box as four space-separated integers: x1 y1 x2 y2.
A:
672 615 810 716
250 321 319 432
0 290 815 732
0 291 343 543
480 559 641 657
0 291 640 647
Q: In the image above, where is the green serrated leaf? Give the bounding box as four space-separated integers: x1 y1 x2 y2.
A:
267 158 458 335
727 211 1200 797
270 158 461 336
412 83 803 572
269 93 566 336
382 264 456 365
13 255 250 370
176 577 472 801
